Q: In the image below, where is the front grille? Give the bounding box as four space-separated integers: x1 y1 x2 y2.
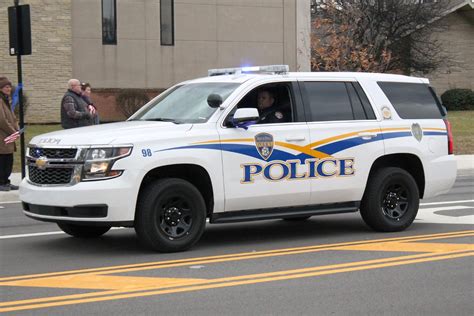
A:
29 147 77 159
28 166 73 185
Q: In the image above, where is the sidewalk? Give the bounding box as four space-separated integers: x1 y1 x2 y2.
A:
1 155 473 203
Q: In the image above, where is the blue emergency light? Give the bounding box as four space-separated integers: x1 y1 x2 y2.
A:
208 65 289 76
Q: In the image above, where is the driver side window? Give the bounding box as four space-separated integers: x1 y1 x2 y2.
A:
225 83 295 126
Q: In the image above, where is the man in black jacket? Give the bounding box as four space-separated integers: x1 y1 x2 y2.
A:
60 79 92 129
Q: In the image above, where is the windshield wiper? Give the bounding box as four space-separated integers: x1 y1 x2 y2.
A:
144 118 180 124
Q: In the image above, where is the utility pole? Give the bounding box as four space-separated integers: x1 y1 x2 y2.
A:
8 0 31 178
15 0 26 178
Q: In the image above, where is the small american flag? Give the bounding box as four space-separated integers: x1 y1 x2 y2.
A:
4 127 25 144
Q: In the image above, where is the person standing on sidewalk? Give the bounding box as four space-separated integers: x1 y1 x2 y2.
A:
61 79 93 129
80 82 99 125
0 77 20 191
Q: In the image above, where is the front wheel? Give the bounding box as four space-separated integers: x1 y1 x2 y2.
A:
360 167 419 232
135 178 207 252
57 223 110 238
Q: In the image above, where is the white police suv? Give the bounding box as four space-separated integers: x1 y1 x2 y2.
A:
20 65 457 252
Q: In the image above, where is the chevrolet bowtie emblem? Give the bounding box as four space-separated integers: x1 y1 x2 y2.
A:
35 156 48 170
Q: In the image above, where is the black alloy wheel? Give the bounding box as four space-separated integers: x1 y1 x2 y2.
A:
382 183 409 220
360 167 419 232
159 197 193 239
135 178 206 252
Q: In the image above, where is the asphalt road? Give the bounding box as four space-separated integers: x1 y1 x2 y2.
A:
0 170 473 315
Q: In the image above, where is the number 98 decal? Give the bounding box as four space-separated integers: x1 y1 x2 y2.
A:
142 149 152 157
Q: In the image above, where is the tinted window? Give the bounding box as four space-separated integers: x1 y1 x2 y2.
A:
378 82 442 119
304 82 353 121
346 83 366 120
353 82 376 119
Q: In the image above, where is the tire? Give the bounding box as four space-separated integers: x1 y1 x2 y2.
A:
282 216 311 221
57 223 110 238
135 178 207 252
360 167 419 232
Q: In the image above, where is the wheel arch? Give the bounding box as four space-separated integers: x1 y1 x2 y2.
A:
137 164 214 217
366 153 425 198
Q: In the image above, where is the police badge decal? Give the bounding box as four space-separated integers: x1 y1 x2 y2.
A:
254 133 274 160
411 123 423 142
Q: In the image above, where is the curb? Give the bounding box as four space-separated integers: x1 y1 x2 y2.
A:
1 155 473 203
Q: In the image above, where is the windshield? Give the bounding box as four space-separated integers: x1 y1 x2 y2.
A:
131 82 240 123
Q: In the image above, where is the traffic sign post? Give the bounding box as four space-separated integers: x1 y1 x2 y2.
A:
8 0 31 179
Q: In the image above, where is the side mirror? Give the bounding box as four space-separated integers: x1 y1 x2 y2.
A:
232 108 259 129
207 94 223 108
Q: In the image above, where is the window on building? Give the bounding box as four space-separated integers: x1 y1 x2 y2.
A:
161 0 174 46
102 0 117 45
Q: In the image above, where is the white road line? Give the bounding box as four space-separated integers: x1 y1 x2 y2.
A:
0 200 21 204
0 227 125 240
420 199 474 206
416 206 474 224
0 231 64 240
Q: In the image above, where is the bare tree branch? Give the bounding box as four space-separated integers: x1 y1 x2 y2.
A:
311 0 451 73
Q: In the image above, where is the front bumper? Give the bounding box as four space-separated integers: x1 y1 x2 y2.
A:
19 169 142 223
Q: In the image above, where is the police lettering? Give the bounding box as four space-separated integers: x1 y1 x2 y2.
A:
241 158 355 183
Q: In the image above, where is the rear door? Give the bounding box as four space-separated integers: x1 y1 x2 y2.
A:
299 79 384 204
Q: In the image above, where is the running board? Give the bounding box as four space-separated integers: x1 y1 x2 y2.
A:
210 201 360 224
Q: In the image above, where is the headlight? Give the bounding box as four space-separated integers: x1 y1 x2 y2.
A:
82 146 132 181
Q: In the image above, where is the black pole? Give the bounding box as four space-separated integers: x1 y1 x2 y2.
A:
15 0 26 179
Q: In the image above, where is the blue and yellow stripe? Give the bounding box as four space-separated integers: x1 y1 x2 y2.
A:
157 127 446 162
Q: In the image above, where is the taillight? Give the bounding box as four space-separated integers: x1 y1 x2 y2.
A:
443 119 454 155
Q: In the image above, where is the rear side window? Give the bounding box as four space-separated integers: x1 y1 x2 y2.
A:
303 82 354 121
303 82 375 122
378 82 443 119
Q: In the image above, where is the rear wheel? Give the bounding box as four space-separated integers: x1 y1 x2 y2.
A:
57 223 110 238
360 167 419 232
135 178 206 252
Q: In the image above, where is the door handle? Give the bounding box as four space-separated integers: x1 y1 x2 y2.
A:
285 136 306 142
358 132 378 140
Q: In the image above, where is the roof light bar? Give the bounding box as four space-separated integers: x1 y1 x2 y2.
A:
208 65 289 77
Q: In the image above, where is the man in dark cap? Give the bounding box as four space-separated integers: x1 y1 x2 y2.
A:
0 76 20 191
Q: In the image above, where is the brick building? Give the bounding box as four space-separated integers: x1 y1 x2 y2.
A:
426 0 474 93
0 0 310 123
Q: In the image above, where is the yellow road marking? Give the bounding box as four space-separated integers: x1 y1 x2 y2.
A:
1 230 472 283
335 242 474 253
1 250 472 312
0 275 205 290
1 231 472 312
